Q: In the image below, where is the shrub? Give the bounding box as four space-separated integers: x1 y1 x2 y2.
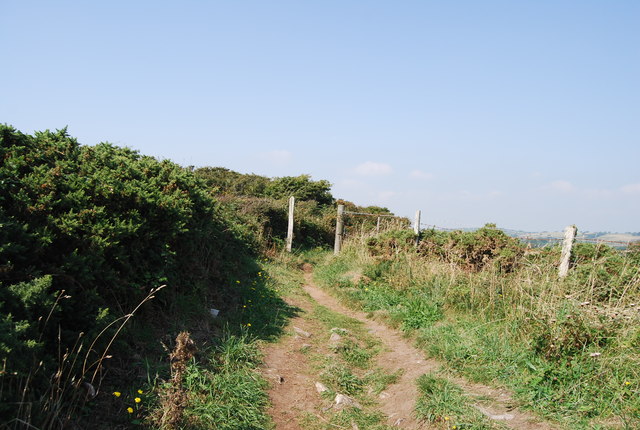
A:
0 125 253 426
418 224 525 272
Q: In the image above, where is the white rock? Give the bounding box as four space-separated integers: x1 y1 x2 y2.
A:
335 393 361 409
329 333 342 342
315 382 329 393
293 326 312 338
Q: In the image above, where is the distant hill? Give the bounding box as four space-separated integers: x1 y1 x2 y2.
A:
500 230 640 248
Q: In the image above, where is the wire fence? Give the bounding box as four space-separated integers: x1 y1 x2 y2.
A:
343 210 407 219
345 213 635 250
328 203 639 254
419 223 637 249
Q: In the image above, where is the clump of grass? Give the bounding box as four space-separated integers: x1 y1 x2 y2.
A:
320 361 365 396
415 374 504 429
149 330 271 430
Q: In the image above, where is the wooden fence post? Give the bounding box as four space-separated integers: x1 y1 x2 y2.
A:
334 204 345 255
558 225 577 278
376 217 381 235
414 210 421 246
286 196 295 252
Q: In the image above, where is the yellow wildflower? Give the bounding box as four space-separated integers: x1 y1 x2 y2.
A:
247 323 252 327
137 389 143 394
113 391 121 397
134 397 141 403
127 407 134 413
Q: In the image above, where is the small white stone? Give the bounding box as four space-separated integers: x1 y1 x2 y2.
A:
315 382 329 393
293 326 312 338
329 333 342 342
335 393 361 409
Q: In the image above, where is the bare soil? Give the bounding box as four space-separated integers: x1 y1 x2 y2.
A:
261 268 559 430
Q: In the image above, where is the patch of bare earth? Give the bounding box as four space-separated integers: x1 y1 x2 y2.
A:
262 267 559 429
261 295 324 430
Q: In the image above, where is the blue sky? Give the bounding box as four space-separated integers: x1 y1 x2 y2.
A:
2 1 639 232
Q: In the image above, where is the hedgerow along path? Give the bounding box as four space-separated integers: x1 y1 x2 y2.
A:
262 264 559 429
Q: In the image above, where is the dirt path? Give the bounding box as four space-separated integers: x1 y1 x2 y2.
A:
262 268 559 430
261 295 325 430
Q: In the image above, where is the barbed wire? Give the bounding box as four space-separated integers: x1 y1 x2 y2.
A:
417 223 637 247
335 203 637 248
344 210 406 219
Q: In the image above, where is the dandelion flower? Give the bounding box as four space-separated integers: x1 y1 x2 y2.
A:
247 323 252 327
135 397 141 403
625 381 631 386
127 407 134 413
444 416 449 421
113 391 121 397
137 389 143 394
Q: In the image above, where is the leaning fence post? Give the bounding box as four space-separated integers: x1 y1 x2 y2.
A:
286 196 295 252
334 204 345 255
558 225 577 278
414 210 421 246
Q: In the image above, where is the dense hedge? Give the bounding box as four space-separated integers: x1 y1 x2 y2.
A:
0 125 252 422
195 168 393 250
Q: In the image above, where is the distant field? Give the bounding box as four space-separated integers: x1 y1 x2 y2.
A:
514 231 640 244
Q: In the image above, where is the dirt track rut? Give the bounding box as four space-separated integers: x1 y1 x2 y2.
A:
262 269 559 430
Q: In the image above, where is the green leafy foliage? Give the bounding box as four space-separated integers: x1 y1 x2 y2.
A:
0 125 254 425
265 174 334 206
418 224 525 272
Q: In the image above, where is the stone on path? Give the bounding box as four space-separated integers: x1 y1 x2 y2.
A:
293 326 312 338
315 382 329 393
335 393 361 409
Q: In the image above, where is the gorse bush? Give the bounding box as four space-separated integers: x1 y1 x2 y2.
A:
0 125 253 426
195 168 391 251
418 224 525 272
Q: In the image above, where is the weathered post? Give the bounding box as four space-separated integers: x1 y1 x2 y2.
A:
414 210 421 246
334 204 345 255
286 196 295 252
558 225 577 278
376 217 381 235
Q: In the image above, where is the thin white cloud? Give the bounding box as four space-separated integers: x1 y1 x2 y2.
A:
549 180 574 193
621 183 640 194
262 150 293 165
409 169 433 180
583 188 615 199
377 191 396 201
354 161 393 176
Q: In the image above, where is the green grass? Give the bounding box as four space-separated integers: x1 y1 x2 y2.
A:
415 374 505 430
136 254 305 430
180 332 271 430
314 243 640 429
